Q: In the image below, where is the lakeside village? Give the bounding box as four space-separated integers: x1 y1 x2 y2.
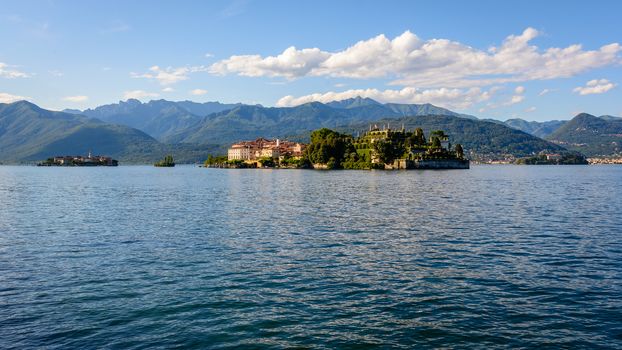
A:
206 125 469 170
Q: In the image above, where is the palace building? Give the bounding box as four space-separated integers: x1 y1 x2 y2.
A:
227 138 305 161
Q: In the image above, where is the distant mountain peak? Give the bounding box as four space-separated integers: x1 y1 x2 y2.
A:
574 112 596 118
62 108 83 114
122 99 142 106
326 96 381 109
10 100 39 108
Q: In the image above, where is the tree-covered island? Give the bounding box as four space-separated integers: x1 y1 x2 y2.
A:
304 126 468 169
209 126 469 170
37 153 118 166
154 155 175 167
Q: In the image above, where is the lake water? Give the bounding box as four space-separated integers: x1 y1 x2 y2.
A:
1 165 621 349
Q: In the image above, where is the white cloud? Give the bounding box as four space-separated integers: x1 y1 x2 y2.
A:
189 88 208 96
538 88 552 96
503 85 526 106
276 87 496 110
0 92 30 103
573 79 616 95
62 95 88 103
205 53 214 58
123 90 159 100
0 62 29 78
210 46 330 79
507 95 525 105
210 28 621 88
334 83 346 88
131 65 209 85
525 106 536 112
49 70 64 77
162 87 174 92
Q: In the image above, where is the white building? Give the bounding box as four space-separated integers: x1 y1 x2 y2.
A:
228 145 252 160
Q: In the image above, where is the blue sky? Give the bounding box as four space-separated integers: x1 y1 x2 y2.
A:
0 0 620 121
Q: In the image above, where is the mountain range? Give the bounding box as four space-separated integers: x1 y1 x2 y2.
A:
1 97 620 163
503 114 621 156
65 99 242 140
0 101 219 163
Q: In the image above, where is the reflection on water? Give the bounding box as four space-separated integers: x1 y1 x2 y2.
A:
0 165 621 348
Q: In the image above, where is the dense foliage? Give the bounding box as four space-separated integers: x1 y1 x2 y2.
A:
204 154 228 166
303 127 464 169
304 128 357 169
154 155 175 167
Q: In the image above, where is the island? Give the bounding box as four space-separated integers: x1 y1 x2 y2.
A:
154 155 175 167
38 152 118 166
206 126 469 170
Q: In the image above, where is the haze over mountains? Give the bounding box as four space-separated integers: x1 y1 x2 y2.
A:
1 97 619 163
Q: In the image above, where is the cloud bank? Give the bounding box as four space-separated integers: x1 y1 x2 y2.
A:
210 28 621 88
276 87 496 110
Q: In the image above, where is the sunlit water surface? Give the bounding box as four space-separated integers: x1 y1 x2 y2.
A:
1 165 621 348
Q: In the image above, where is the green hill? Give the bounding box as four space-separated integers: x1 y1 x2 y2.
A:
338 115 565 157
547 113 622 156
0 101 219 163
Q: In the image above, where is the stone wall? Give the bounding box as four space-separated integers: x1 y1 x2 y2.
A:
389 159 469 169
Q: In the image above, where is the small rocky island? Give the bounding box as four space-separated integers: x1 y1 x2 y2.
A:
154 155 175 167
38 153 118 166
207 126 469 170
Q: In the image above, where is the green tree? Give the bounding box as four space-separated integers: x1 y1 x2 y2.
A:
430 130 447 139
373 140 401 164
303 128 355 168
258 157 275 167
431 136 441 149
455 144 464 159
412 128 426 146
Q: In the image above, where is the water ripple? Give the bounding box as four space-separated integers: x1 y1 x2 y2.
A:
0 165 621 349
